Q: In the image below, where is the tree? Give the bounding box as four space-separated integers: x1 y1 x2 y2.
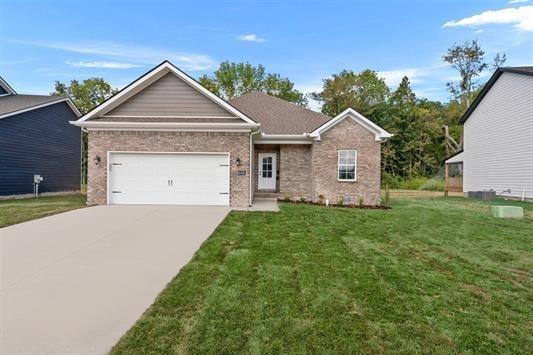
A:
52 78 117 185
380 77 450 179
443 40 506 108
52 78 117 114
199 61 307 106
311 69 390 117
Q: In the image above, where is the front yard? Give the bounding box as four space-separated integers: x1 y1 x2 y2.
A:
0 194 86 228
112 196 533 354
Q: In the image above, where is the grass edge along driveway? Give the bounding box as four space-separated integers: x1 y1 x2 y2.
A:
0 194 86 228
112 196 532 354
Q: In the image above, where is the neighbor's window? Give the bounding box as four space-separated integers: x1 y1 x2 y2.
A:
338 150 357 181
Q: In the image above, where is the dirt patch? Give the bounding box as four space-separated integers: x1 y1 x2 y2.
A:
463 284 492 301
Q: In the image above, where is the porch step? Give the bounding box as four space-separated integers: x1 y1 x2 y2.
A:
254 191 281 199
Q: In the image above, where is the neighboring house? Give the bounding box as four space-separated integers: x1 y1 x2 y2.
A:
0 76 82 197
445 66 533 200
73 61 391 207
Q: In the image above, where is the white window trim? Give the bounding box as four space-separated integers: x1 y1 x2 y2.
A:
337 150 357 182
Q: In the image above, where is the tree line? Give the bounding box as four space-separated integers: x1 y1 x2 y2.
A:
54 40 504 183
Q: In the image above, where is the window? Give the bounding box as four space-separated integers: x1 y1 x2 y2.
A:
338 150 357 181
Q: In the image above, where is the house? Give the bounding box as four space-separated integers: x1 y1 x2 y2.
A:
445 66 533 200
0 76 82 197
73 61 391 207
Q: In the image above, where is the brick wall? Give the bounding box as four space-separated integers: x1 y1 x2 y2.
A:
87 130 250 207
311 118 381 205
279 145 312 199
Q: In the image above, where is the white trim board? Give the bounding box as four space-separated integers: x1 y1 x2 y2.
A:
310 108 391 142
0 97 81 120
0 76 17 95
75 61 257 126
71 121 259 132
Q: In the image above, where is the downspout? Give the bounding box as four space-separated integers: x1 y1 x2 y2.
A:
249 129 261 207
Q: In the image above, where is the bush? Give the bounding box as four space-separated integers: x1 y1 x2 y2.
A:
381 174 444 191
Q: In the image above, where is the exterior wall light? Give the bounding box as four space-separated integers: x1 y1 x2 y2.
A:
94 155 101 165
236 157 241 166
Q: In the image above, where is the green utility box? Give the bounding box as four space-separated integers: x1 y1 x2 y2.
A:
491 206 524 218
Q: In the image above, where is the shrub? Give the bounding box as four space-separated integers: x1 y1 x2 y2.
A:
381 175 444 191
418 178 445 191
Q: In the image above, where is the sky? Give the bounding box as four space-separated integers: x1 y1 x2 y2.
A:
1 0 532 110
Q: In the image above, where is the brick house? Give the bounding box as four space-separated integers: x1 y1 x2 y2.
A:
73 61 391 207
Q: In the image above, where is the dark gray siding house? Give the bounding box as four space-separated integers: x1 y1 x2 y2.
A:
0 76 82 196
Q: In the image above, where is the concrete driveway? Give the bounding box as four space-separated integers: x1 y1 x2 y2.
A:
0 205 230 355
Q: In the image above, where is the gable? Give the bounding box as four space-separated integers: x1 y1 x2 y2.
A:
310 108 391 142
0 76 16 95
105 73 236 119
320 115 376 140
459 67 533 124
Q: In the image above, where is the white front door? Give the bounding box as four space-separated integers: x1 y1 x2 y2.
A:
108 152 230 205
258 153 277 190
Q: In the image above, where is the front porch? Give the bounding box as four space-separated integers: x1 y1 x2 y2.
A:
252 144 313 200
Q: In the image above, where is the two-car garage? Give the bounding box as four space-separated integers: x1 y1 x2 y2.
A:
107 152 230 206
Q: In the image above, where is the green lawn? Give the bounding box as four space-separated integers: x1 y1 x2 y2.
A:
113 196 532 354
0 194 86 228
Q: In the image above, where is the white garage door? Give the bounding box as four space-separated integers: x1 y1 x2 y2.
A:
108 152 230 205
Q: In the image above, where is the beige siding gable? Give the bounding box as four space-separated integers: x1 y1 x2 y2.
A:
105 73 237 119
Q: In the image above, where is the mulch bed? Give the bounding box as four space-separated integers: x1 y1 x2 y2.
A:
278 199 391 210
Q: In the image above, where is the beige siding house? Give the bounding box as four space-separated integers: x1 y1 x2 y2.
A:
445 67 533 200
74 61 391 207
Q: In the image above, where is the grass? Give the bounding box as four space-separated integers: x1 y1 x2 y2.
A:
112 195 532 354
0 194 86 228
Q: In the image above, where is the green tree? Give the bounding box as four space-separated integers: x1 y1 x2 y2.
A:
199 61 307 106
52 78 117 114
381 77 449 178
443 40 506 108
52 78 117 185
311 69 390 117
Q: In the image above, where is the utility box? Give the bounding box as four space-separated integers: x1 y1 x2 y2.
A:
491 206 524 218
468 191 496 200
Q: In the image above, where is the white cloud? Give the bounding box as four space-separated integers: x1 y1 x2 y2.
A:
66 61 141 69
508 0 528 4
443 6 533 31
237 34 267 42
378 68 425 87
16 40 216 71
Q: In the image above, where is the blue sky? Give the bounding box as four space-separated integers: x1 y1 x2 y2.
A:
1 0 532 109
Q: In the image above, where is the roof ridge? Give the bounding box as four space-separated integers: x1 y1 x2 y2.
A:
231 91 329 118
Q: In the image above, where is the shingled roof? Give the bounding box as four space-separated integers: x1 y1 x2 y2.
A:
229 92 331 134
0 94 68 117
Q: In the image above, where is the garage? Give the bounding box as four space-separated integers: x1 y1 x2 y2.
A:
108 152 230 205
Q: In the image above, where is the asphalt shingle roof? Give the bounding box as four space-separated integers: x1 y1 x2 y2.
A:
229 92 331 134
0 94 66 117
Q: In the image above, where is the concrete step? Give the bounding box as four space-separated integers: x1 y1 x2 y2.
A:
254 191 280 199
